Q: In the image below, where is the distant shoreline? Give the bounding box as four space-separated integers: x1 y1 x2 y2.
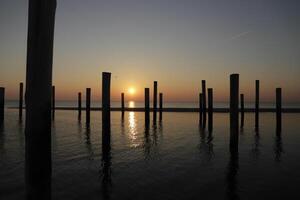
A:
8 107 300 113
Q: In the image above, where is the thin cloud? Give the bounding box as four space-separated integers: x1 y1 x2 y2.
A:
230 31 251 41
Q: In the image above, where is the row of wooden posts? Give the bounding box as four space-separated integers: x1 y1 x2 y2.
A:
0 76 283 135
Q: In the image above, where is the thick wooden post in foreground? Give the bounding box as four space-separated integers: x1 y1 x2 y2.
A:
0 87 4 122
102 72 111 131
230 74 239 152
159 93 163 121
51 85 55 120
25 0 57 199
145 88 150 125
240 94 244 128
199 93 203 127
255 80 259 130
201 80 207 129
78 92 82 120
86 88 91 125
208 88 213 132
19 82 24 120
276 88 282 132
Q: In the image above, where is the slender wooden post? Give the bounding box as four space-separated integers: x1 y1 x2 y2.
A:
86 88 91 125
102 72 111 131
51 85 55 120
208 88 213 132
240 94 244 128
19 82 24 120
230 74 239 152
199 93 203 127
201 80 207 129
0 87 4 122
121 93 125 112
159 93 163 121
276 88 282 132
25 0 56 199
153 81 158 111
255 80 259 130
78 92 81 120
145 88 150 125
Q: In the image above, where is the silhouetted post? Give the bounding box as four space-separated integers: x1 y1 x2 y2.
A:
276 88 282 132
145 88 150 125
208 88 213 132
153 81 158 123
102 72 111 131
19 82 24 120
121 92 125 112
255 80 259 130
240 94 244 128
199 93 203 127
201 80 207 129
78 92 82 120
51 86 55 120
86 88 91 125
25 0 56 199
159 93 163 121
0 87 4 122
230 74 239 152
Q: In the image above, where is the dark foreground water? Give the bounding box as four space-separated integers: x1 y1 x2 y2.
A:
1 109 300 200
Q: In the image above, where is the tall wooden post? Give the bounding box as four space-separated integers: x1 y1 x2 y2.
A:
208 88 213 132
102 72 111 131
145 88 150 126
201 80 207 129
25 0 57 199
255 80 259 130
153 81 158 123
19 82 24 120
51 85 55 120
240 94 244 128
230 74 239 152
78 92 82 120
86 88 91 126
276 88 282 132
121 93 125 112
0 87 4 122
159 93 163 121
199 93 203 127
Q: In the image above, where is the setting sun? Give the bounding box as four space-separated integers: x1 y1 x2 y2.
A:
128 87 136 95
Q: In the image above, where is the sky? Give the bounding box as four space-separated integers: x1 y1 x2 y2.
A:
0 0 299 103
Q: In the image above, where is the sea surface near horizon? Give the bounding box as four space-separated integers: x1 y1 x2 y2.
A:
4 100 300 108
1 109 300 199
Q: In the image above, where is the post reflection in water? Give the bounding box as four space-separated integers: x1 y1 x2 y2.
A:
226 148 239 200
101 122 112 199
198 126 214 160
84 125 94 158
274 128 284 162
251 131 260 160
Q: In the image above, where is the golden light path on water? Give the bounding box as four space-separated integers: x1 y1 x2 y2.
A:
128 101 140 148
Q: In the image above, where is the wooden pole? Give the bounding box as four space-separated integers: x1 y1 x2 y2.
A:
230 74 239 152
255 80 259 130
276 88 282 132
121 93 125 112
78 92 81 120
240 94 244 128
19 82 24 120
0 87 4 122
199 93 203 127
52 85 55 120
145 88 150 125
25 0 56 199
86 88 91 125
153 81 158 112
159 93 163 121
201 80 207 129
102 72 111 131
208 88 213 132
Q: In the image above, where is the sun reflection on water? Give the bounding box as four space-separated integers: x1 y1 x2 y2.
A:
128 111 140 148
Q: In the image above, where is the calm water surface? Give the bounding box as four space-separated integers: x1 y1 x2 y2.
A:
1 109 300 199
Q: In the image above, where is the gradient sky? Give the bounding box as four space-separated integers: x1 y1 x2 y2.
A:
1 0 299 103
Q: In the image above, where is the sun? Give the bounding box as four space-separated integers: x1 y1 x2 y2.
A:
128 87 136 95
